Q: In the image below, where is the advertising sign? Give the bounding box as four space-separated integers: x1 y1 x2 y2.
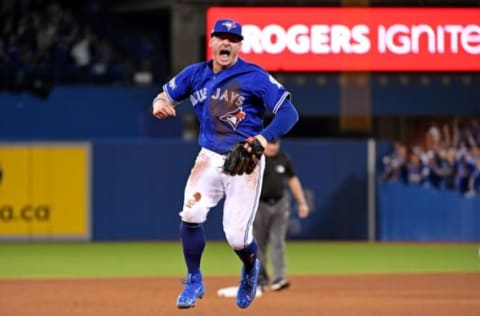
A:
207 7 480 71
0 143 90 240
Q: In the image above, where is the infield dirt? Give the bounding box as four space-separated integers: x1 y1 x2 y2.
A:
1 273 479 316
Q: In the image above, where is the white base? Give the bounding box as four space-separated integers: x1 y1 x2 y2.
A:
217 285 263 298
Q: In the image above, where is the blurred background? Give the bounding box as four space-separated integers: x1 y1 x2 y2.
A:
1 0 479 243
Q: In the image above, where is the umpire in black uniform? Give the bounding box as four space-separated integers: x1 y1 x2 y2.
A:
253 139 310 292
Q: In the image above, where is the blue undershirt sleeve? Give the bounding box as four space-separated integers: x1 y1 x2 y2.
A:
260 99 299 142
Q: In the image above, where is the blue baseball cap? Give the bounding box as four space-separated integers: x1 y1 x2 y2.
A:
210 19 243 41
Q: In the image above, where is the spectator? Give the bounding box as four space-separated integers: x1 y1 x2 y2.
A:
71 28 91 69
90 37 111 79
468 159 480 196
405 150 429 187
427 147 455 190
426 121 442 148
36 17 56 54
454 152 476 194
0 0 133 89
380 117 480 197
380 142 407 182
469 119 480 147
132 58 153 86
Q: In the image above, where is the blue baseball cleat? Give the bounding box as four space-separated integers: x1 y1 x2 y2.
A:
236 259 260 309
176 272 205 309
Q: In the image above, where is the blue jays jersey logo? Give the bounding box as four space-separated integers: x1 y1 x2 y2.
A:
161 58 291 153
219 107 246 130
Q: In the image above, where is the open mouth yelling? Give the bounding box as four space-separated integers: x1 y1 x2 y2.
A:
219 49 231 62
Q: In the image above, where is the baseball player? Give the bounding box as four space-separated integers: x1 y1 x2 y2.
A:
152 18 299 309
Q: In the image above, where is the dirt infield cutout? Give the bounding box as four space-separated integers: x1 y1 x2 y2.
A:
1 273 479 316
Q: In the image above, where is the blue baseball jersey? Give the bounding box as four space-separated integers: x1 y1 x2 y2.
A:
163 58 291 154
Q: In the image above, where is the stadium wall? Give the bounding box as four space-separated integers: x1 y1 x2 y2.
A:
91 139 369 240
377 181 480 241
1 79 480 141
1 139 479 241
0 87 182 140
1 86 480 241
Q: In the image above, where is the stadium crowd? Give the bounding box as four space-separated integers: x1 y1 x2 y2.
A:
0 0 164 96
380 118 480 197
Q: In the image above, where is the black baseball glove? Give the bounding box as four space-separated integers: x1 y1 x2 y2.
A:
223 137 265 176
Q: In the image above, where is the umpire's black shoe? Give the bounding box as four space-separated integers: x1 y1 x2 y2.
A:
271 278 290 291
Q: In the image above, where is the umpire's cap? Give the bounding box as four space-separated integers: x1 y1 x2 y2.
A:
211 19 243 41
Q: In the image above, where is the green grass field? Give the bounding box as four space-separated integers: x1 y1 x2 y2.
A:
0 242 479 279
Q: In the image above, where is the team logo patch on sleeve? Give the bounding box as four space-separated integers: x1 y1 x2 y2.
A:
169 77 176 90
219 107 246 130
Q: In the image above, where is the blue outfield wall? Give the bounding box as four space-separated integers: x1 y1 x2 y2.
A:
0 87 183 140
283 139 368 240
377 182 480 242
92 140 200 240
92 139 370 241
1 79 480 141
2 85 479 241
1 137 478 241
92 139 480 241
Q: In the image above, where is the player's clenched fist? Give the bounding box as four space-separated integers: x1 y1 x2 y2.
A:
152 92 176 119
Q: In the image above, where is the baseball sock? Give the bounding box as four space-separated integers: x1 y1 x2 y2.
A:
234 239 258 273
180 221 205 275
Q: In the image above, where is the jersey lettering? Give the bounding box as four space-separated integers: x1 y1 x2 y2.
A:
190 88 208 106
211 88 245 107
163 58 290 153
191 87 246 107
